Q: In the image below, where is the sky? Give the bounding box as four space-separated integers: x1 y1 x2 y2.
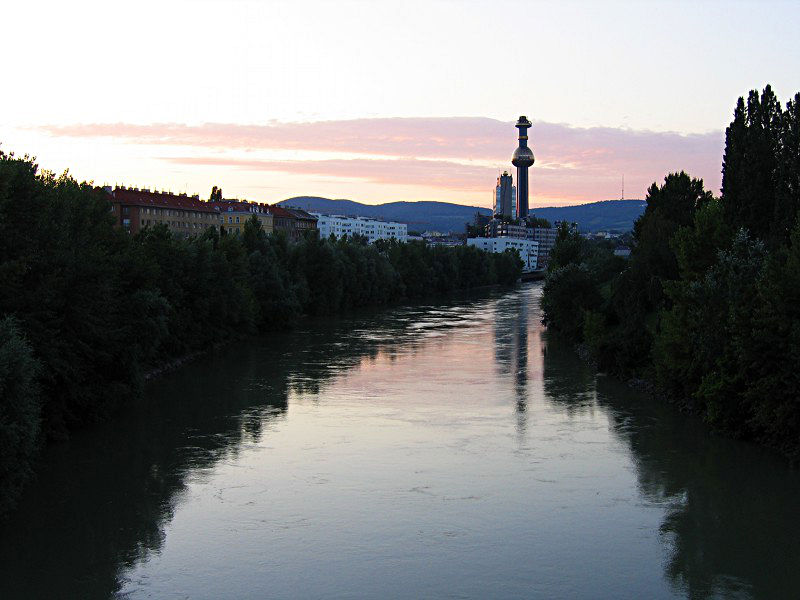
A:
1 0 798 208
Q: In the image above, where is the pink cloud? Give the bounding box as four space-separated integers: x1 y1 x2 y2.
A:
38 117 725 202
40 118 508 160
162 156 495 192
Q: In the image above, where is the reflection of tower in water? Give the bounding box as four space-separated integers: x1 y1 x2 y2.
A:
515 303 528 411
492 292 530 434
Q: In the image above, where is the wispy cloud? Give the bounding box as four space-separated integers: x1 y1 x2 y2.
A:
162 156 495 192
40 118 510 160
39 117 725 202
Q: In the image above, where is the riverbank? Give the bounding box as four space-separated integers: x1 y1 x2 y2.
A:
551 294 799 464
143 282 516 382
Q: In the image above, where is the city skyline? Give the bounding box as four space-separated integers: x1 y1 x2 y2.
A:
2 0 798 207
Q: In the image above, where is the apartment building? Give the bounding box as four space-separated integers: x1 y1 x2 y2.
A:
313 213 408 243
467 236 539 271
284 208 319 241
211 200 274 235
107 186 218 237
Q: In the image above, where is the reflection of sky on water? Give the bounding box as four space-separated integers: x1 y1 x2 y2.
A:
0 284 798 599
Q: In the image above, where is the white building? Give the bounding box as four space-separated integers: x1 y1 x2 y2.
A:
467 237 540 271
312 213 408 243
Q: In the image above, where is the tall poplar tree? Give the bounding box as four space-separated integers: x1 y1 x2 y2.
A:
773 93 800 244
721 85 783 243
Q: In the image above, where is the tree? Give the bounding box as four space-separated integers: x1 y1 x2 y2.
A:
743 220 800 455
530 217 552 228
242 214 265 253
773 93 800 244
209 186 223 202
632 172 712 284
0 317 41 516
721 85 783 243
547 221 590 272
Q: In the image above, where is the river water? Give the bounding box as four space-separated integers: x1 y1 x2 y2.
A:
1 284 798 599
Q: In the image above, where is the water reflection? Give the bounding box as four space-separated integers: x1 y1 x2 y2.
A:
543 331 800 599
0 349 290 599
0 290 509 599
492 290 533 437
0 285 797 599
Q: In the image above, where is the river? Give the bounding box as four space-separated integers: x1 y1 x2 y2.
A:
1 283 798 599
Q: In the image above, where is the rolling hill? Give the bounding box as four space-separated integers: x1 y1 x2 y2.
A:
278 196 645 234
534 200 647 234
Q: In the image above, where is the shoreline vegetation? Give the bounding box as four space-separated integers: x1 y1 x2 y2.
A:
0 153 523 516
541 85 800 462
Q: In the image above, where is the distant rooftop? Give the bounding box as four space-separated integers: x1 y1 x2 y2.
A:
108 186 213 211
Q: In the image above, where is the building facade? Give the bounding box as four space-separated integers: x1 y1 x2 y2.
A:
467 236 539 271
211 200 273 235
285 208 319 240
107 186 218 237
422 231 462 247
531 226 558 268
313 213 408 243
485 220 529 239
267 205 298 240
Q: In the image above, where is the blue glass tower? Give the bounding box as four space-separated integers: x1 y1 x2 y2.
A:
494 171 516 219
511 116 534 219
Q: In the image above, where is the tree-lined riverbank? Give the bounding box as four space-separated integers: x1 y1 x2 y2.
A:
541 85 800 459
0 153 522 515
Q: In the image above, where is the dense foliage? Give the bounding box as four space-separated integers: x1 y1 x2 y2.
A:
542 86 800 459
0 317 40 515
0 152 522 514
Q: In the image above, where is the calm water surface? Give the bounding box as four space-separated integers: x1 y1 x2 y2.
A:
1 284 798 599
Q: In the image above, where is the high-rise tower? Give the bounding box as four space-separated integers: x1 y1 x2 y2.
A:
494 171 517 219
511 116 534 219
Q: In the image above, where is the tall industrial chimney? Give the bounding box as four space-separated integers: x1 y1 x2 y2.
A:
511 116 534 219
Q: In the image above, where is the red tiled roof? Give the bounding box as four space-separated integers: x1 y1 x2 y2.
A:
267 205 296 218
110 187 217 212
209 200 268 214
285 208 318 221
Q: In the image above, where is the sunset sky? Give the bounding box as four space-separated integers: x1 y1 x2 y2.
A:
2 0 798 208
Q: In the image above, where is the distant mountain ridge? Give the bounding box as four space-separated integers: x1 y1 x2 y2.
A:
278 196 646 234
534 200 647 234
